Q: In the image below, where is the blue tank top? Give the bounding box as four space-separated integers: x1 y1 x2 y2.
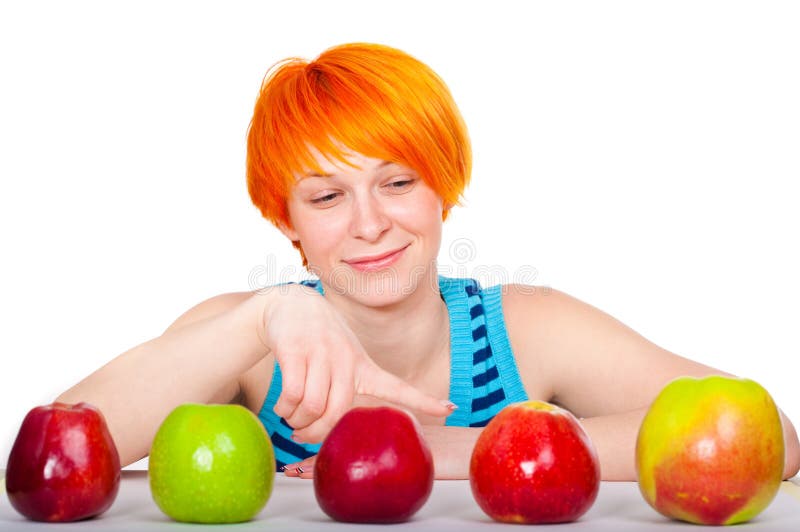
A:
257 276 529 470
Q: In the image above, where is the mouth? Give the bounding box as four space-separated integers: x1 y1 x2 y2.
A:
344 244 410 272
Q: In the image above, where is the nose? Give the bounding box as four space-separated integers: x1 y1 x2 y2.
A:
349 191 391 242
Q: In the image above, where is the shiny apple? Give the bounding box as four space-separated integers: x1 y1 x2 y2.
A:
148 403 275 523
313 406 434 523
636 376 784 525
469 400 600 524
5 402 121 522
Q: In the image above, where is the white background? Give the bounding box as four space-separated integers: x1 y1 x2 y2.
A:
1 0 797 470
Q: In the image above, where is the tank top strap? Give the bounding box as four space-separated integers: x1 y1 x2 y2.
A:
438 276 480 427
481 284 528 404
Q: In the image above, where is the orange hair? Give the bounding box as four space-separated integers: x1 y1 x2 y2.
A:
246 43 471 263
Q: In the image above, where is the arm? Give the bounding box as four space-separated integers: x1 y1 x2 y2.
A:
56 285 454 467
502 286 800 480
56 290 266 466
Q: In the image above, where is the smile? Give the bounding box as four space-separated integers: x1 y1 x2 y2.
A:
344 244 410 272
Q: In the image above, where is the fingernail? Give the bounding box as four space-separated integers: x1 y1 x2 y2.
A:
296 466 305 474
442 400 457 411
279 465 286 471
291 434 304 444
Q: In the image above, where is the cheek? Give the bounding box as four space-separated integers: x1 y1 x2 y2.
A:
294 215 348 257
414 189 445 229
388 194 444 241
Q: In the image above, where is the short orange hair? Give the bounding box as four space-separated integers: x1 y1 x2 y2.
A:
246 43 471 261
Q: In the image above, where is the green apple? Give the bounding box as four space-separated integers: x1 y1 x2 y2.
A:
636 376 784 525
148 403 275 523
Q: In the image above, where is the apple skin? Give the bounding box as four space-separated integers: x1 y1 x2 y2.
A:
5 402 121 522
313 406 434 523
148 403 275 523
636 376 784 525
469 400 600 524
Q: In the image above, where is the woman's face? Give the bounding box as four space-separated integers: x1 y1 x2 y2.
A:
282 149 444 307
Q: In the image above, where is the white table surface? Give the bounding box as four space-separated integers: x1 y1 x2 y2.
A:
1 471 799 531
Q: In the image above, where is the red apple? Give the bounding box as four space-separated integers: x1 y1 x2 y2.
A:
636 376 784 525
313 406 434 523
469 400 600 524
5 402 121 522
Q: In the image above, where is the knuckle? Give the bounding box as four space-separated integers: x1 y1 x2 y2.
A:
273 403 289 417
300 399 326 419
281 386 304 404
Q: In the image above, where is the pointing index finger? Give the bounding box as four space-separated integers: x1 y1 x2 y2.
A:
358 365 457 417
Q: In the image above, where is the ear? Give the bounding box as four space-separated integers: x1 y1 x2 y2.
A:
277 221 300 242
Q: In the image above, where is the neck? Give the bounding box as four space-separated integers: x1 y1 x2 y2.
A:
324 269 449 382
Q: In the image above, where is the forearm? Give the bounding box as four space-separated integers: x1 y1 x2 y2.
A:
56 291 271 466
578 408 646 481
422 425 483 480
579 407 800 481
423 411 644 481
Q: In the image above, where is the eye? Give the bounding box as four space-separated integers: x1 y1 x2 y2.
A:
310 192 341 205
384 178 415 193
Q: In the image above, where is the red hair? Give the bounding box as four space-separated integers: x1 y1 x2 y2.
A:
246 43 471 262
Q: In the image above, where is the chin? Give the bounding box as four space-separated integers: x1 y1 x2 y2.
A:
326 264 433 308
355 284 413 308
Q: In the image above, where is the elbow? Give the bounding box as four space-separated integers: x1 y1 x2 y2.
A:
781 411 800 480
54 383 101 407
53 391 69 404
53 392 72 405
53 389 84 406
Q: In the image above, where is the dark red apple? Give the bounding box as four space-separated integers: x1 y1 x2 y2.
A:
5 402 121 522
313 406 434 523
469 401 600 524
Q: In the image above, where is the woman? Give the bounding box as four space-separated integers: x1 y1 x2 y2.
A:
57 43 800 480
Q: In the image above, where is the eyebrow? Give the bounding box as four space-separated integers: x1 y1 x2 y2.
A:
300 160 394 180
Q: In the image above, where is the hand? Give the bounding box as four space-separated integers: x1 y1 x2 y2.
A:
282 455 316 479
257 284 455 443
280 425 483 480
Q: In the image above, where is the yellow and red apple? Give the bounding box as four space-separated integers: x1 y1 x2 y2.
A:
636 376 784 525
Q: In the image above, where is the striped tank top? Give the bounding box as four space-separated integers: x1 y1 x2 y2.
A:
257 276 529 470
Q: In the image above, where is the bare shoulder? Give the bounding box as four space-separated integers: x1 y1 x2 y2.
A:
162 290 275 412
500 284 625 349
500 283 614 323
163 291 255 334
499 284 588 354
